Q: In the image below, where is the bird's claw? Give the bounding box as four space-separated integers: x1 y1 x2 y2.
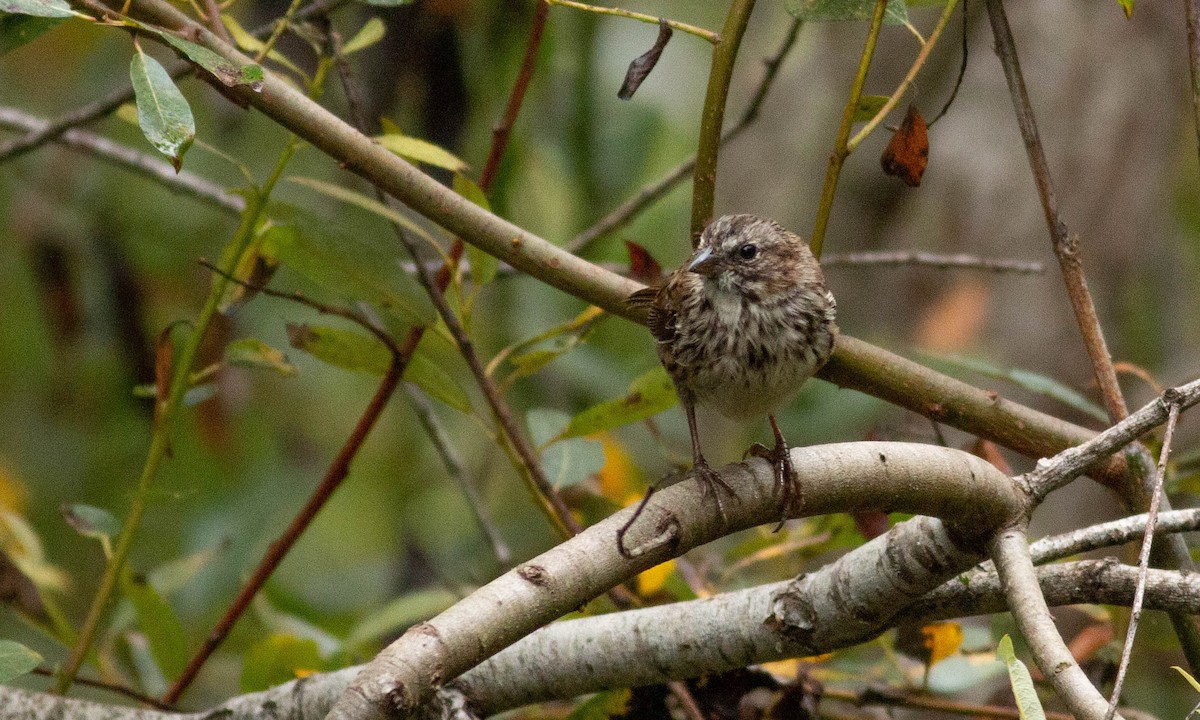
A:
747 438 800 531
692 458 735 522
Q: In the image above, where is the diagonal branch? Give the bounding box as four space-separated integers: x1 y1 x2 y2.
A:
983 0 1127 424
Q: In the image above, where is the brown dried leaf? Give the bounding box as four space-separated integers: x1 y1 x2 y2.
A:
915 278 989 352
617 18 672 100
969 438 1013 475
881 104 929 187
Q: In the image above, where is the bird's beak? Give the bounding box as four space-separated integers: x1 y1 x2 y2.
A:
688 246 719 277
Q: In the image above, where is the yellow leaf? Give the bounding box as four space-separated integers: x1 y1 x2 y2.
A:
0 462 26 513
921 621 963 666
635 559 674 596
377 133 468 172
595 433 640 500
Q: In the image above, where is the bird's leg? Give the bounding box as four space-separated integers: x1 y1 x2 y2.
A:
748 414 800 531
684 398 735 517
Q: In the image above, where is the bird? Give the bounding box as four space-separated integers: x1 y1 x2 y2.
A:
627 214 838 526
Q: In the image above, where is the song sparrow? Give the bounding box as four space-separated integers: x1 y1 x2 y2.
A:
628 214 838 524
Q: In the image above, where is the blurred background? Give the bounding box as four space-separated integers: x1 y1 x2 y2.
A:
1 0 1199 715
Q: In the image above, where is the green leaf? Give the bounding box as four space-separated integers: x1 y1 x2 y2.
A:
925 354 1109 422
852 94 889 123
342 17 385 55
356 0 414 7
0 0 71 18
0 13 64 54
182 383 217 407
529 409 606 489
404 341 471 412
452 173 498 285
286 325 470 411
1117 0 1133 17
1175 665 1200 694
567 689 632 720
146 541 229 596
241 634 321 693
221 13 305 77
345 589 458 650
123 573 189 680
996 635 1047 720
287 324 391 376
61 504 120 549
225 338 297 376
559 366 678 440
378 133 467 172
267 207 435 326
283 176 433 242
0 640 41 682
130 47 195 171
158 33 264 88
784 0 909 25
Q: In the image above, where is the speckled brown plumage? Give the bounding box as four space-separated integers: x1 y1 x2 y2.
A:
628 215 838 524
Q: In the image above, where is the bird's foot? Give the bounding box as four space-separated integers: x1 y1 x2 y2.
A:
747 437 800 532
692 457 735 522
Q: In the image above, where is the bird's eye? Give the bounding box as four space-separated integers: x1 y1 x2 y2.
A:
738 243 757 260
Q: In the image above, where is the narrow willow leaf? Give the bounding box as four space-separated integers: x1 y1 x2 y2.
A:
559 366 678 440
283 176 433 241
147 541 229 596
221 13 305 77
0 13 64 54
1175 665 1200 694
1118 0 1133 17
0 640 41 682
404 347 471 413
926 354 1108 422
159 33 264 89
528 409 605 489
784 0 908 25
852 94 889 123
241 634 321 693
451 173 497 285
225 338 297 376
567 689 632 720
0 0 72 18
123 573 189 679
996 635 1047 720
378 133 468 172
130 47 195 171
356 0 414 7
266 206 435 326
345 589 458 650
342 17 385 55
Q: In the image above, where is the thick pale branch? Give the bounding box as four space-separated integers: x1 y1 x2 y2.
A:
329 442 1019 720
992 527 1116 720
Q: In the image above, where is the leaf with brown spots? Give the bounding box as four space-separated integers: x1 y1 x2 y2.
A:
881 104 928 187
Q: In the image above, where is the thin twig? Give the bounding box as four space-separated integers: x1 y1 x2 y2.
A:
1186 0 1200 162
822 685 1073 720
821 250 1042 273
846 0 960 152
545 0 720 44
809 0 890 258
30 667 175 711
0 0 346 164
690 0 758 242
1104 402 1180 720
926 0 968 127
0 107 243 214
162 254 406 705
1028 507 1200 565
326 25 580 541
983 0 1127 424
1021 379 1200 501
402 384 512 564
199 0 232 43
568 19 802 254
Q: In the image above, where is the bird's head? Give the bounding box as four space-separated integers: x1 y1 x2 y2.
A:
687 214 820 301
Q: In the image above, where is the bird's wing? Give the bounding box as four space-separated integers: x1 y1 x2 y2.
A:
626 285 676 345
